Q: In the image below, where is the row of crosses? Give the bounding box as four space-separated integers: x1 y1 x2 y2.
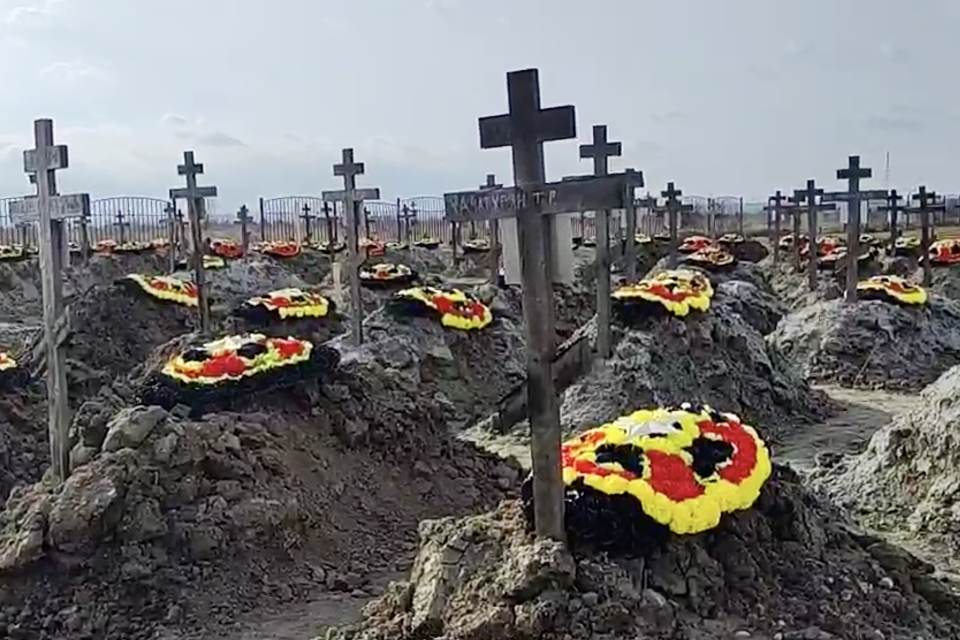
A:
764 159 945 298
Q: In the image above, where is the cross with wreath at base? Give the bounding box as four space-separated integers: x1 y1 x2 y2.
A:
909 186 944 287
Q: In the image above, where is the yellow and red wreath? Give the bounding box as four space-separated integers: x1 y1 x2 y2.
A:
635 233 653 245
359 262 417 287
385 240 409 251
928 238 960 265
161 334 313 386
0 245 27 262
817 245 876 269
857 275 928 306
113 241 154 254
718 233 744 245
777 233 808 250
94 239 118 254
612 269 713 319
894 235 920 257
678 235 712 253
391 286 493 331
121 274 198 307
461 238 491 254
312 241 346 254
150 238 171 250
256 240 301 259
413 236 442 250
0 351 17 372
239 287 333 320
360 238 387 257
210 238 243 259
681 246 737 270
539 404 771 540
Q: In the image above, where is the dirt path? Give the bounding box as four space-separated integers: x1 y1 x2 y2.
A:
190 386 919 640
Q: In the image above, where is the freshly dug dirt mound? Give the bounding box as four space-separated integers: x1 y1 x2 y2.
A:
0 384 46 502
0 339 521 640
813 365 960 560
925 266 960 300
492 283 595 343
770 296 960 391
331 467 960 640
559 282 830 444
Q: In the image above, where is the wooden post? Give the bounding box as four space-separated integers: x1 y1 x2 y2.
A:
451 221 460 265
236 204 252 255
738 197 744 235
622 168 644 282
579 124 622 360
300 203 315 244
661 182 692 268
394 197 402 243
164 202 178 273
910 187 945 288
10 118 90 483
321 200 336 245
322 149 380 347
878 190 904 250
479 174 503 282
819 157 877 303
793 180 835 291
114 210 129 244
169 151 218 333
789 193 803 272
763 191 790 264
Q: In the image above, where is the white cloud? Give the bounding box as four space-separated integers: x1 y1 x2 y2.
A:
39 60 111 83
2 0 66 25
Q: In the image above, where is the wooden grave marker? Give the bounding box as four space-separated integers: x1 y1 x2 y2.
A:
787 192 804 271
877 190 905 249
9 118 90 483
321 201 337 246
163 202 179 273
399 203 415 245
479 173 504 281
169 150 217 332
113 209 130 245
236 204 252 255
661 182 693 268
763 190 792 264
621 168 644 281
322 148 380 346
301 203 317 245
910 186 944 287
579 124 622 359
793 180 836 291
820 156 879 303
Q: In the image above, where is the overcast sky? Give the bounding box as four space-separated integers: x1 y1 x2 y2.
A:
0 0 956 215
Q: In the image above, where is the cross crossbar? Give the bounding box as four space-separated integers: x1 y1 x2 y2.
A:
321 188 380 201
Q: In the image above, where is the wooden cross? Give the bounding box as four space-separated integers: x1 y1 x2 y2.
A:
169 150 218 332
661 182 693 268
910 186 944 287
479 173 503 281
877 190 905 247
621 168 644 281
579 125 622 359
10 119 90 483
114 209 130 244
236 204 252 254
393 198 403 243
399 204 414 244
300 203 316 244
821 156 877 303
793 180 836 291
321 200 337 245
322 148 380 346
763 190 792 264
787 192 805 271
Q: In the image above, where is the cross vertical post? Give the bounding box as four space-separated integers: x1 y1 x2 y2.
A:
794 180 835 291
236 205 252 255
322 200 336 245
622 168 644 282
788 193 803 272
480 173 503 282
169 151 218 333
878 190 904 248
114 210 129 245
476 67 577 541
163 202 178 273
579 124 622 360
661 182 692 268
394 197 402 244
836 155 873 303
11 118 91 483
301 203 315 244
763 191 789 264
911 186 944 287
323 148 381 346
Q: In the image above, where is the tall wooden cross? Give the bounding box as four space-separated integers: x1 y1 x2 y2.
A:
821 156 878 303
579 125 622 359
321 200 337 245
399 203 415 245
787 192 805 271
322 148 380 346
878 190 905 247
661 182 693 268
169 150 218 332
236 205 252 254
9 119 91 483
300 203 316 244
479 173 503 281
114 210 130 244
910 186 943 287
621 168 644 281
763 191 791 264
793 180 836 291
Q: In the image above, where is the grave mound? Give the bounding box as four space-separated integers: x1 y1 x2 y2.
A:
493 283 596 343
924 266 960 300
0 383 47 502
559 272 829 443
813 364 960 560
769 294 960 391
0 339 520 640
330 466 960 640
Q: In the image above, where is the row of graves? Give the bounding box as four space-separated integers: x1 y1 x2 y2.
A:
0 72 957 640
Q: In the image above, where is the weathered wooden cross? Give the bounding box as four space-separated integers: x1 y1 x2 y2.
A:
820 156 881 303
301 203 317 244
321 200 337 245
787 192 805 271
910 186 943 287
479 173 503 281
398 203 415 245
445 68 631 540
236 204 252 254
878 190 905 247
579 124 622 359
763 190 791 264
661 182 693 268
169 150 217 332
322 148 380 346
10 119 91 483
622 168 644 281
163 202 179 273
793 180 836 291
113 210 130 244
